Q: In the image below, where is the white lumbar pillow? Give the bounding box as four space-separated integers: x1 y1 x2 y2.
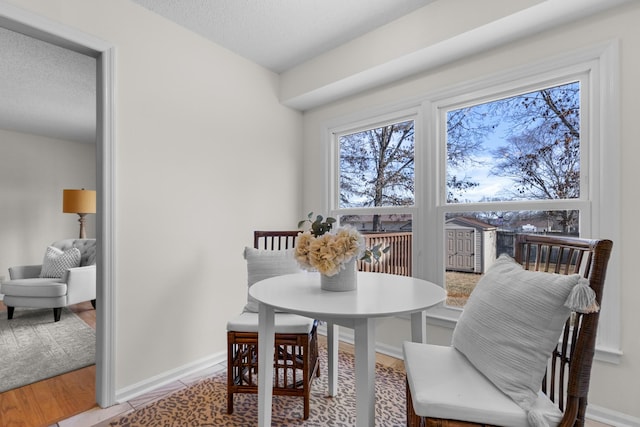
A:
242 246 302 313
452 254 582 423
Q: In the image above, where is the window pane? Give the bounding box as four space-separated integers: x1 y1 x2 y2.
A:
339 120 415 210
446 82 580 203
444 210 579 307
339 214 413 276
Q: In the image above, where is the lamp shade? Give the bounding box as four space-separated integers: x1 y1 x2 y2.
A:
62 189 96 214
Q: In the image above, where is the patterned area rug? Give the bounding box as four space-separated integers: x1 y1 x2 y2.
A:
110 345 406 426
0 307 95 392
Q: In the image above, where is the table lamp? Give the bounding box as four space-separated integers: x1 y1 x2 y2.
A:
63 189 96 238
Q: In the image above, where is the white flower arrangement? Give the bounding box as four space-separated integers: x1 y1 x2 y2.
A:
294 213 389 276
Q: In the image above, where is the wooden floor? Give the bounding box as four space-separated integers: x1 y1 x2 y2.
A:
0 301 98 427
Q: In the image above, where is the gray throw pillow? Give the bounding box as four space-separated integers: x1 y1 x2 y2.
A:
39 246 81 278
452 254 581 413
243 247 302 313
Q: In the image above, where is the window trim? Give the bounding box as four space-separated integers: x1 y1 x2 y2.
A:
323 40 621 363
438 77 587 206
426 41 621 364
432 75 590 313
328 108 420 215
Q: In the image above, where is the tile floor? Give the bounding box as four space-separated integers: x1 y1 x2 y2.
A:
52 362 614 427
53 363 226 427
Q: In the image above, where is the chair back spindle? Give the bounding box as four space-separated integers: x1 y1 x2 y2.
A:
254 230 299 250
514 234 612 427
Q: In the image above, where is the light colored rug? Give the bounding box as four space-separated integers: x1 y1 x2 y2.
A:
0 307 95 393
109 345 406 426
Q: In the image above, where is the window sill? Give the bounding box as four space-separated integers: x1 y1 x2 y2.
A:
396 303 461 327
424 304 461 328
414 304 623 364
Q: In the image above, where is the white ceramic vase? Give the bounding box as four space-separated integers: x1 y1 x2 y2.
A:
320 258 357 291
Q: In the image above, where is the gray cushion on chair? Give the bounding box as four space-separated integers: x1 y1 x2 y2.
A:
243 247 302 313
452 254 581 414
1 278 66 297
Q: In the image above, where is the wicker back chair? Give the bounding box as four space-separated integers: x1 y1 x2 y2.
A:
227 231 320 420
253 230 299 250
405 234 613 427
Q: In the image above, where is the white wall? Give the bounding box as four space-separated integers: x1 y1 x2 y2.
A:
5 0 638 423
302 1 640 422
0 128 96 280
5 0 303 392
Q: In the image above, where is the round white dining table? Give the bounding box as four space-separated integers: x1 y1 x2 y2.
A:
250 271 446 427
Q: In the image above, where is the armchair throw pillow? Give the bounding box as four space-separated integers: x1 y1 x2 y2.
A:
39 246 81 278
243 247 302 313
452 254 581 422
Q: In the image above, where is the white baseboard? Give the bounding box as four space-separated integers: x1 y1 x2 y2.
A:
317 323 403 360
587 404 640 427
114 350 226 404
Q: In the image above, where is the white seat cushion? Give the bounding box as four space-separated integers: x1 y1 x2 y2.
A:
0 278 66 298
227 312 315 334
403 341 563 427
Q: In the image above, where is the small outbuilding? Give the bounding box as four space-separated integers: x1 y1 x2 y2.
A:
445 217 497 274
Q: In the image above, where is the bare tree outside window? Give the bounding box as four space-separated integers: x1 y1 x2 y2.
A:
444 81 582 306
339 120 415 231
446 81 580 209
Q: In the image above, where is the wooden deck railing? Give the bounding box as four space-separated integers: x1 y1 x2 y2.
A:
357 232 412 277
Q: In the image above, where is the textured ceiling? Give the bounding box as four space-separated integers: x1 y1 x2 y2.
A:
0 26 96 144
130 0 435 73
1 0 432 144
1 0 624 145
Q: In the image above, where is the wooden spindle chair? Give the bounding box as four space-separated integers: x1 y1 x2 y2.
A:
227 231 320 420
405 234 613 427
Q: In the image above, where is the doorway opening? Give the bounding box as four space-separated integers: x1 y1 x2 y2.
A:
0 4 116 408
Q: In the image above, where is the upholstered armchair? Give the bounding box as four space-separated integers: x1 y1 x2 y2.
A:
1 238 96 322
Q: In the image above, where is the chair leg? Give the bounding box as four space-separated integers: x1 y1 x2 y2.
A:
314 335 321 377
227 392 234 415
407 378 424 427
227 332 235 415
303 387 310 420
91 299 96 309
7 306 14 319
53 307 62 322
226 330 318 420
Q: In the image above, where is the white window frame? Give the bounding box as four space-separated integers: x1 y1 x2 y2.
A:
323 40 621 363
328 108 420 223
429 74 592 308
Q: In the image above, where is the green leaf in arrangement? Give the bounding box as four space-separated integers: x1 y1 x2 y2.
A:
297 212 390 264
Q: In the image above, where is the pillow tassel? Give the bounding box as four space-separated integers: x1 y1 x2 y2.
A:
564 278 599 313
527 409 550 427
